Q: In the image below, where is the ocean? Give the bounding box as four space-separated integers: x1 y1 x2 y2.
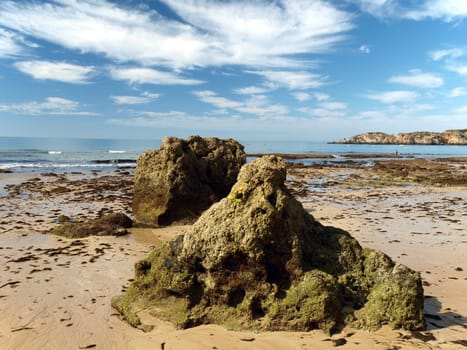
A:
0 136 466 173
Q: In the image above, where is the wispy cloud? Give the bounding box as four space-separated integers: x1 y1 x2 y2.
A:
163 0 353 67
429 48 464 61
233 86 269 95
292 91 333 102
111 92 160 105
313 92 331 101
351 0 467 21
298 99 348 118
14 60 95 84
0 28 25 57
388 69 443 88
0 0 353 69
109 67 203 85
359 45 370 54
448 87 467 98
251 70 326 90
365 90 419 103
0 97 97 116
406 1 467 21
193 91 242 109
348 0 400 17
194 90 288 116
446 64 467 76
291 92 312 102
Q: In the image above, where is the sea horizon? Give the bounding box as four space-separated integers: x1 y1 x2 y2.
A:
0 135 466 173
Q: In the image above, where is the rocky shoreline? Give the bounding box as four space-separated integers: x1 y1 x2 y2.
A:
0 155 466 349
332 129 467 145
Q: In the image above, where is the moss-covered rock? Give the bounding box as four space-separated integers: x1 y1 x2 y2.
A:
51 212 132 238
113 156 425 333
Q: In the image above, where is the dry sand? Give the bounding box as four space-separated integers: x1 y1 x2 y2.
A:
0 164 466 350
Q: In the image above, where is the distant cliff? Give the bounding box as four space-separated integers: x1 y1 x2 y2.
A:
333 129 467 145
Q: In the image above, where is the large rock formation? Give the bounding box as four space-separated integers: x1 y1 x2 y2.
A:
132 136 246 226
334 129 467 145
113 156 425 333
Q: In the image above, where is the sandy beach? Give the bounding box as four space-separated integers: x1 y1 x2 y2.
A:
0 158 466 349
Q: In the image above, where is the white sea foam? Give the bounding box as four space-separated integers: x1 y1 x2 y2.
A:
108 150 126 154
0 162 136 170
48 151 62 154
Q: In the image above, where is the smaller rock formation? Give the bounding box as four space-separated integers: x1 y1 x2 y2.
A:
132 136 246 226
333 129 467 145
113 156 425 333
51 213 132 238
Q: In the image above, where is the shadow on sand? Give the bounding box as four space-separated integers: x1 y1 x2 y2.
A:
424 296 466 331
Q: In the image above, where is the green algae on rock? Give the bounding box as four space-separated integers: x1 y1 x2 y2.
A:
132 135 246 227
51 212 132 238
113 156 425 333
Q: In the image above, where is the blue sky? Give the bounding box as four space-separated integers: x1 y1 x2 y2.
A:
0 0 466 141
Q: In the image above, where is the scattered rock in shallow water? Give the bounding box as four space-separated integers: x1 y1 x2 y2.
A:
51 213 132 238
113 156 425 333
132 135 246 226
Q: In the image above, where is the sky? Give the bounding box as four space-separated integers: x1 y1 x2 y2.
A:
0 0 466 142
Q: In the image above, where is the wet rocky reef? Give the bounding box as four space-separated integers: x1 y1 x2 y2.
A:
113 156 425 333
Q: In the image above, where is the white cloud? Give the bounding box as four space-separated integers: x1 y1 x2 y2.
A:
0 28 25 57
193 90 288 116
351 0 467 21
193 91 242 109
14 60 95 84
313 92 331 101
298 98 347 118
348 0 399 17
163 0 353 67
359 45 370 54
111 92 160 105
234 86 269 95
388 69 443 88
251 70 326 90
299 107 346 118
430 48 464 61
365 90 419 103
406 0 467 21
446 64 467 76
236 95 288 116
0 0 353 69
293 91 334 102
292 92 312 102
110 67 203 85
0 97 97 116
448 87 467 98
320 102 348 110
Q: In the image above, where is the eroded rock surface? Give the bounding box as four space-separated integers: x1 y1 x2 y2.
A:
335 129 467 145
114 156 425 333
132 136 246 226
52 212 132 238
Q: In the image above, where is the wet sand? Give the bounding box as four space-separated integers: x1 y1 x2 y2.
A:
0 160 466 349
